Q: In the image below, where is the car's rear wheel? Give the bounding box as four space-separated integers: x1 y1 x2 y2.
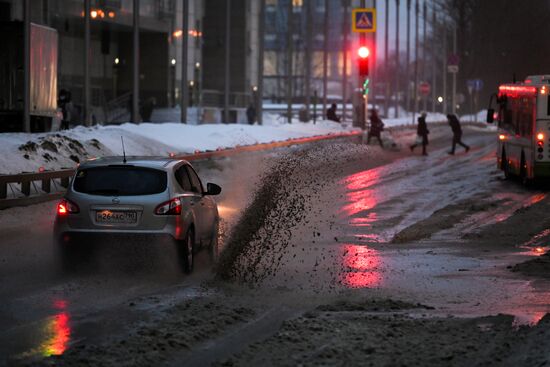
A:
177 228 195 274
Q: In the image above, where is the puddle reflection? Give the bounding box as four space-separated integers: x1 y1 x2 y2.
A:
349 213 378 227
345 168 382 191
340 168 387 242
341 169 383 225
340 244 382 288
521 228 550 248
342 189 379 217
41 299 71 357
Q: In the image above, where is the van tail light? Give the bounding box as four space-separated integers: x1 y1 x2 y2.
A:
155 198 182 215
57 199 79 215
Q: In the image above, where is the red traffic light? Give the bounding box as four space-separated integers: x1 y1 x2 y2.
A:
358 46 370 59
358 46 370 76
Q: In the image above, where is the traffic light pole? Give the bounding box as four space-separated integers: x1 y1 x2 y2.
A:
342 0 350 124
360 0 366 130
359 0 369 130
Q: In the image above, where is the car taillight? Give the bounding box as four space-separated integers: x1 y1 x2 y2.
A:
155 198 182 215
57 199 79 215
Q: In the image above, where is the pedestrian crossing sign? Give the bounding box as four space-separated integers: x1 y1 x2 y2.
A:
352 8 376 33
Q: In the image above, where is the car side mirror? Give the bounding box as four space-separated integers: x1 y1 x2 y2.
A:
486 108 495 123
205 182 222 196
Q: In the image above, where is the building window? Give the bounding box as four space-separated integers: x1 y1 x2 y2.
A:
312 51 324 78
264 51 278 76
338 51 352 77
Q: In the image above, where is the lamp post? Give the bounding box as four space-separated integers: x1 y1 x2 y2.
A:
181 0 189 123
395 0 400 118
132 0 140 123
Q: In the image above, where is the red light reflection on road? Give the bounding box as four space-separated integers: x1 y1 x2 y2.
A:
528 193 547 205
345 168 381 191
341 169 382 217
349 213 378 227
342 189 379 217
41 300 71 357
340 244 382 288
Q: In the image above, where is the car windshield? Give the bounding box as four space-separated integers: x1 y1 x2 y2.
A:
73 166 167 196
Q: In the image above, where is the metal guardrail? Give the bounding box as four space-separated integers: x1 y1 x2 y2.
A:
0 131 362 210
0 169 75 209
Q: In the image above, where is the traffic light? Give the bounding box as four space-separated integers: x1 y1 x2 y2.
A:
357 46 370 77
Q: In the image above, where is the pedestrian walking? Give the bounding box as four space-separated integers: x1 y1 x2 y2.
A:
246 104 256 124
367 109 384 147
447 114 470 155
410 112 429 155
326 103 341 122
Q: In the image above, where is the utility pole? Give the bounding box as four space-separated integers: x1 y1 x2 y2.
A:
422 0 427 112
430 6 436 113
286 0 293 124
132 0 140 123
384 0 389 117
442 25 447 114
323 0 329 118
360 0 366 129
412 0 419 124
181 0 189 123
452 26 457 114
257 0 265 124
372 0 377 88
405 0 410 114
84 0 92 126
342 0 349 123
23 0 30 132
224 0 231 123
304 0 313 121
394 0 400 118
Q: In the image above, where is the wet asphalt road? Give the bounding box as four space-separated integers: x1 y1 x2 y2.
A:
2 126 550 365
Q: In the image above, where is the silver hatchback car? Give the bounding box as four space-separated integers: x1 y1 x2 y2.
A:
53 156 221 273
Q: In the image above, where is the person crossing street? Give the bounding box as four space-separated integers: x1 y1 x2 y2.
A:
367 109 384 147
447 114 470 155
410 112 429 156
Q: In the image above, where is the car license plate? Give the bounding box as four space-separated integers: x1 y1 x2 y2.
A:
96 210 137 224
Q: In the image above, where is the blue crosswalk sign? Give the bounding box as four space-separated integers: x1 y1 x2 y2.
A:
352 9 376 33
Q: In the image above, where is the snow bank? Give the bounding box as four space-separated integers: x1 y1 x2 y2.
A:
0 116 355 174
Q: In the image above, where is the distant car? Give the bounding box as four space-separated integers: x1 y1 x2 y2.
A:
53 156 221 273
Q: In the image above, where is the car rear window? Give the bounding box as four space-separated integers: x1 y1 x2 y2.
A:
73 166 167 196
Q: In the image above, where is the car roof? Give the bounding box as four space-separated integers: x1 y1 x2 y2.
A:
78 156 190 170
